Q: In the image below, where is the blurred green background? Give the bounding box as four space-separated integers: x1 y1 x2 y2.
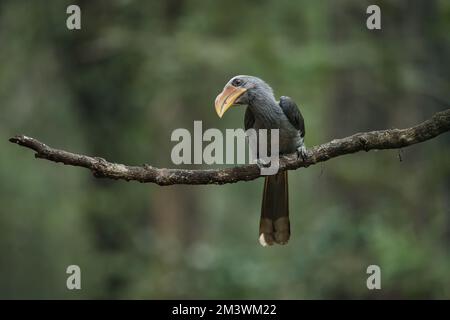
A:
0 0 449 299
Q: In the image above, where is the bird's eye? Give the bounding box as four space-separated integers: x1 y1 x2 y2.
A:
232 78 243 87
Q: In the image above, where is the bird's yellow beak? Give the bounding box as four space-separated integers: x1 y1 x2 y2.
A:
215 85 247 118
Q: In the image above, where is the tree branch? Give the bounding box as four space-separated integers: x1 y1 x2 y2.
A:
9 109 450 186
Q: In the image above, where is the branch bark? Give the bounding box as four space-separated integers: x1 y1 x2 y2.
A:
9 109 450 186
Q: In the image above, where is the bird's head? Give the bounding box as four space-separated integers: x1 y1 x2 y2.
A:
215 75 275 118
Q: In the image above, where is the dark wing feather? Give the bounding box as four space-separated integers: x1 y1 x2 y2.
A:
279 96 305 137
244 107 255 131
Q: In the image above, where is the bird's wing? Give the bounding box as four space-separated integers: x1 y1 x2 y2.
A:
279 96 305 137
244 107 255 131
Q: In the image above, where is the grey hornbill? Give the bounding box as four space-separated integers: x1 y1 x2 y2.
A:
215 75 306 247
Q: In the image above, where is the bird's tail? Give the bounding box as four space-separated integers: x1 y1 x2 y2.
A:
259 171 290 246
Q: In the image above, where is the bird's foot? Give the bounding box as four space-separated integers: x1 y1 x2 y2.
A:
296 145 308 161
256 157 271 168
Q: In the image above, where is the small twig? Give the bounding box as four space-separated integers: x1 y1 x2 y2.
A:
398 149 403 162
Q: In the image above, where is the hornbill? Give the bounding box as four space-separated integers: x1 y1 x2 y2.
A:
215 75 306 247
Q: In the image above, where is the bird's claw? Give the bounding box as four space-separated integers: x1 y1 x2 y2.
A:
256 158 271 168
297 145 308 161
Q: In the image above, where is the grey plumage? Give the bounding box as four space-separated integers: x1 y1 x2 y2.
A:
229 75 304 154
217 75 305 246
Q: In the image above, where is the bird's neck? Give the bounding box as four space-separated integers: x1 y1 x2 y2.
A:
248 93 280 127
